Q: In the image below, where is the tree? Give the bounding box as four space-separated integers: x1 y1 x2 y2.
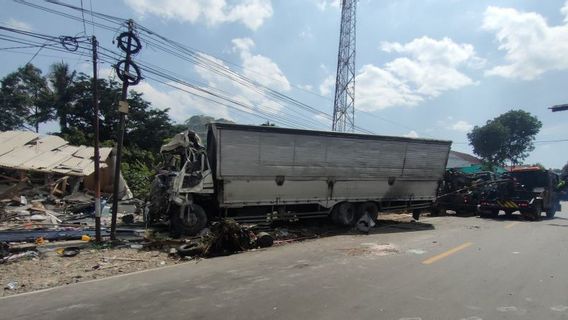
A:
48 62 76 131
0 63 51 132
562 162 568 179
184 115 234 141
61 73 178 153
468 110 542 166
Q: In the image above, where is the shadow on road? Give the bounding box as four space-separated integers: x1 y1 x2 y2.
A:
270 217 434 241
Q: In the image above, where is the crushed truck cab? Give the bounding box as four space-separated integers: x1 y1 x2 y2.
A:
148 123 451 236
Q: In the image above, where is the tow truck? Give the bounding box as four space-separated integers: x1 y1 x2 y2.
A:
478 166 561 220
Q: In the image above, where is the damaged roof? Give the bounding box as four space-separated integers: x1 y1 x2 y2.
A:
0 131 112 176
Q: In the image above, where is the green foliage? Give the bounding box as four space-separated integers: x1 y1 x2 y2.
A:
0 63 242 199
121 146 157 199
468 110 542 166
48 62 76 130
0 63 51 132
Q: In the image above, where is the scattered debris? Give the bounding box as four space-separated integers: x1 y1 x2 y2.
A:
255 232 274 248
0 247 178 296
4 281 18 290
61 247 80 257
407 249 427 255
2 251 38 264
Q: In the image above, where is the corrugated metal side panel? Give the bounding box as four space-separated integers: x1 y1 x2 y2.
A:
216 128 448 180
403 143 450 179
221 179 438 207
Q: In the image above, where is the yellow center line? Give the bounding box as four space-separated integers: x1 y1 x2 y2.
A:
505 221 521 229
422 242 473 265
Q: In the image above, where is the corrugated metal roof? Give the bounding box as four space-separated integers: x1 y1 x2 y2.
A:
0 130 113 176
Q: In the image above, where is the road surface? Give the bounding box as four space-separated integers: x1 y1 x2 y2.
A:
2 203 568 320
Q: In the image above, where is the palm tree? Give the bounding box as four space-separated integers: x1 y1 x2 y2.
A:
49 62 76 131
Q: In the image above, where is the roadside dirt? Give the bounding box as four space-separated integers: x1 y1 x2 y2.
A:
1 247 182 297
1 212 422 297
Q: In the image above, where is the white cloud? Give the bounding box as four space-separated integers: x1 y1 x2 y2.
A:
356 64 423 111
127 37 292 123
135 80 232 122
482 3 568 80
319 74 335 96
299 26 314 39
404 130 419 138
123 0 273 30
298 84 313 91
191 39 292 118
314 0 339 11
354 36 481 111
3 18 32 31
231 37 290 91
450 120 473 132
381 36 484 68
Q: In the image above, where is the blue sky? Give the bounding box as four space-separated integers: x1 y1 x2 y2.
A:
1 0 567 168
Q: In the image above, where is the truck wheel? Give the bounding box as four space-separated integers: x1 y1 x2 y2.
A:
412 209 421 220
331 202 356 226
546 204 558 218
480 209 498 218
430 206 445 217
358 202 379 222
532 202 543 221
171 203 208 236
504 210 514 217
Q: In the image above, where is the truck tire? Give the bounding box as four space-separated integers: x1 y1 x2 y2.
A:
358 202 379 222
430 206 445 217
504 210 514 217
331 202 356 226
546 203 557 219
532 202 543 221
412 209 421 220
479 209 498 218
171 203 208 236
177 242 205 257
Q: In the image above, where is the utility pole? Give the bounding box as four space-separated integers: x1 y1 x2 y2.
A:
110 20 142 240
91 35 101 242
332 0 357 132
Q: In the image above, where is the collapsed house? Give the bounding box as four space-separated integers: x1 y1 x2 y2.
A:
0 130 131 199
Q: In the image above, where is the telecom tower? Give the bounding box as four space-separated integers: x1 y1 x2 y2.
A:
332 0 357 132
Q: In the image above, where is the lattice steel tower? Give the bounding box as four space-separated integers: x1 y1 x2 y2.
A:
332 0 357 132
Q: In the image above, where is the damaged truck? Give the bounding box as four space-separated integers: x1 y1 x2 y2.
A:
147 123 452 235
478 166 561 220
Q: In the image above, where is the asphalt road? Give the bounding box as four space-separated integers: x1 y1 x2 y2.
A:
2 203 568 320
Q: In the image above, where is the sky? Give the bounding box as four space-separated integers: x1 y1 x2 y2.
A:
1 0 567 168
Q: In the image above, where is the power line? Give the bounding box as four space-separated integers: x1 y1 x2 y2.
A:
79 0 87 35
16 0 377 134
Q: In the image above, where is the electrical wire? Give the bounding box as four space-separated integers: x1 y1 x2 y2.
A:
15 0 377 134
